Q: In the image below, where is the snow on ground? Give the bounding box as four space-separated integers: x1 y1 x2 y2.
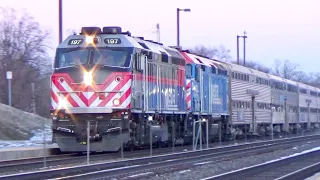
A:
136 139 320 180
0 103 53 149
305 172 320 180
0 124 53 148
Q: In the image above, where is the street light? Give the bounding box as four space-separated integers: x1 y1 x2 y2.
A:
237 31 248 66
6 71 12 106
177 8 191 47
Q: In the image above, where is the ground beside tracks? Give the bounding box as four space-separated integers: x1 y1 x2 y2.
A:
123 137 320 180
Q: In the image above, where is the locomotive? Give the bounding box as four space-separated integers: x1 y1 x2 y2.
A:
51 26 320 153
50 26 229 152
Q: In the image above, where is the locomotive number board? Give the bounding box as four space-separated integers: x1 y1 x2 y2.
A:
68 39 83 45
104 38 121 44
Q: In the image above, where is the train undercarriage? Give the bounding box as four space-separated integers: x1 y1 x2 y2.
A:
52 110 231 153
231 122 320 140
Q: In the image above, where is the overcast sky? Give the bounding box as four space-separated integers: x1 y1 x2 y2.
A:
0 0 319 73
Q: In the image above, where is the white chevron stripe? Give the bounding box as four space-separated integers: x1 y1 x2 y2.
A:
120 94 132 108
106 79 132 107
51 83 73 108
51 97 58 109
60 81 86 107
90 79 121 107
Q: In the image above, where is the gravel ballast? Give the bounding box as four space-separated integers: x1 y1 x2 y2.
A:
122 137 320 180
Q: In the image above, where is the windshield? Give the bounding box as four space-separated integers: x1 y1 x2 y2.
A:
55 48 131 68
56 49 89 68
92 49 129 67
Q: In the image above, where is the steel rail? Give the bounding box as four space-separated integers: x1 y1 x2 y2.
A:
1 134 318 180
201 148 320 180
275 161 320 180
0 132 307 174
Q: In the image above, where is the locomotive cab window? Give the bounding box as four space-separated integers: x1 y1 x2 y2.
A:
55 48 89 68
92 49 131 67
55 47 132 68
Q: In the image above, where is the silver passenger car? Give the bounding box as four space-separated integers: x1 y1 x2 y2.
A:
224 62 271 135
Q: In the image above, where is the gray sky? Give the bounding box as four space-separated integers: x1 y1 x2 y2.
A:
1 0 319 73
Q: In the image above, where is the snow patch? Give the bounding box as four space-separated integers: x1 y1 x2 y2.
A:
194 161 213 166
128 172 155 178
0 124 53 148
179 169 191 174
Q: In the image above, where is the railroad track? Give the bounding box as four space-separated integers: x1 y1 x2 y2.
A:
0 134 319 180
0 131 303 175
202 147 320 180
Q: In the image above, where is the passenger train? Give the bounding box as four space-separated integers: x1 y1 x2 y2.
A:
50 26 320 152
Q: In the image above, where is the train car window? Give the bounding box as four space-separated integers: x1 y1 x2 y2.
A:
133 53 141 71
212 66 217 74
160 51 168 63
311 108 318 113
186 64 192 77
201 65 205 71
195 67 200 81
310 91 317 96
300 88 307 94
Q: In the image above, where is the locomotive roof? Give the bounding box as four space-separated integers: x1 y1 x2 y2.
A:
58 33 184 61
181 52 227 71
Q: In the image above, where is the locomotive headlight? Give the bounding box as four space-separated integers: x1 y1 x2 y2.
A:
85 36 99 44
85 36 94 44
83 71 93 85
113 98 120 106
58 97 67 109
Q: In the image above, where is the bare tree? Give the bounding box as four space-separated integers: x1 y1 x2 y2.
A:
273 59 301 80
271 59 320 87
0 7 52 117
190 45 232 61
243 61 272 73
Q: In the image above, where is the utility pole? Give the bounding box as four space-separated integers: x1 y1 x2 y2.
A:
243 31 247 66
236 31 248 66
58 0 63 43
156 23 160 43
237 35 240 65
